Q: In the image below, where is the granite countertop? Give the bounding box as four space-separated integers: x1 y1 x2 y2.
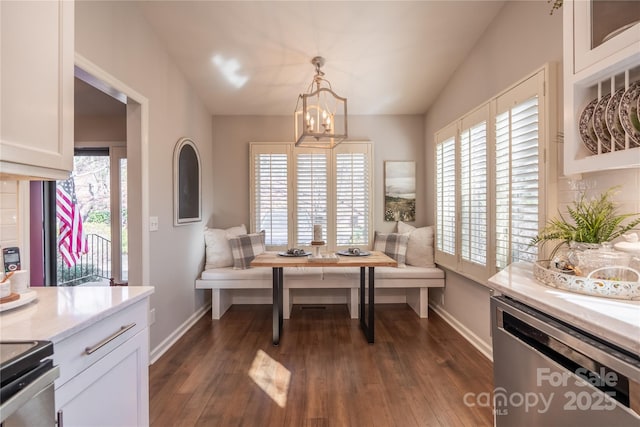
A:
488 262 640 355
0 286 154 343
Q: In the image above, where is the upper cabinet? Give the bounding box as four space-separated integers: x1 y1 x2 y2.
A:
0 0 74 180
563 0 640 175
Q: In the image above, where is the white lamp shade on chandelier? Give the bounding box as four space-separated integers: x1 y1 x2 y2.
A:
294 56 348 149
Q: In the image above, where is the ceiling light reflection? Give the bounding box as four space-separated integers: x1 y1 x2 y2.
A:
212 54 249 89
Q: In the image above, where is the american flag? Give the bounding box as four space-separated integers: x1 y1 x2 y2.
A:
57 178 88 267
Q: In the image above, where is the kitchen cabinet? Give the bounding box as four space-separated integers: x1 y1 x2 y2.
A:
563 0 640 175
54 298 150 427
0 0 74 180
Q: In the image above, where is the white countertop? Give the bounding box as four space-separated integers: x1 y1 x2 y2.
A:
0 286 154 343
488 262 640 355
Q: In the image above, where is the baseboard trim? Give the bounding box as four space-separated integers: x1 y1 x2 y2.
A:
429 304 493 362
149 303 211 365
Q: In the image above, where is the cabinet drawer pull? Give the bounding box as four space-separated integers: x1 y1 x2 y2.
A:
85 323 136 355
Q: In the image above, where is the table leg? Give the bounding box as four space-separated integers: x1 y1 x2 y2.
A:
278 267 283 335
272 267 283 345
359 266 375 343
368 266 375 343
359 266 365 323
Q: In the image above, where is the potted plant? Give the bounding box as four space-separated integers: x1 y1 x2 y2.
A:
531 187 640 261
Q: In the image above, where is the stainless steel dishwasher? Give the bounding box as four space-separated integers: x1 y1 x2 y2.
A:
0 341 59 426
491 295 640 426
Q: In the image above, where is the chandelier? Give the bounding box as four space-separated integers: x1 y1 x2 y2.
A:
294 56 348 148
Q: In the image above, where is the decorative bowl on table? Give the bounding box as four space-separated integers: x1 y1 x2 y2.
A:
533 260 640 300
278 248 310 257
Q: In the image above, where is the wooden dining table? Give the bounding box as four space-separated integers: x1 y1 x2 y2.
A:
250 251 397 345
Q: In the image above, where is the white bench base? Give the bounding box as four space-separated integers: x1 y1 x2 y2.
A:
196 276 444 321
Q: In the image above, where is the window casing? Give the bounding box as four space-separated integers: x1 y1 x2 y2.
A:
434 65 556 282
250 141 373 250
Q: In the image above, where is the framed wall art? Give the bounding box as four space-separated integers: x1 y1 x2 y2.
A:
384 161 416 222
173 137 201 225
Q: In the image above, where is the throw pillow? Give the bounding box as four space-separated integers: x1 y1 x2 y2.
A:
373 232 409 268
397 221 435 268
229 231 266 270
204 224 247 269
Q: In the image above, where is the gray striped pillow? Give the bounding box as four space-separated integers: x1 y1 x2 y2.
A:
229 232 265 270
373 232 409 268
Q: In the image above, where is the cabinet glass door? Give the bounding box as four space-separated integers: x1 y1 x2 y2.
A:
571 0 640 74
591 0 640 50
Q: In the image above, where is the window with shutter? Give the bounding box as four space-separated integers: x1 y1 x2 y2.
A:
495 96 540 269
434 65 554 282
460 120 487 267
436 136 456 256
251 146 289 246
250 141 372 250
295 151 328 245
335 149 370 246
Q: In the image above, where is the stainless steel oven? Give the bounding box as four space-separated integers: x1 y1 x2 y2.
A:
0 341 59 426
491 295 640 426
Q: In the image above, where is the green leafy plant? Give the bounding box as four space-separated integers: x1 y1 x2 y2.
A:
531 187 640 258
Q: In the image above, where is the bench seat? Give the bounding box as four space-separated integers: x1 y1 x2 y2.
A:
196 264 445 320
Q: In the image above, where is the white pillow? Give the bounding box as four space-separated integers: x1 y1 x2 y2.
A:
397 221 435 268
204 224 247 269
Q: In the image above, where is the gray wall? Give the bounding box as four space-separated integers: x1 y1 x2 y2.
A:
76 1 214 354
423 0 563 356
211 115 427 232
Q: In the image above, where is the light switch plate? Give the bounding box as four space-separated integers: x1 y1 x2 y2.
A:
149 216 159 231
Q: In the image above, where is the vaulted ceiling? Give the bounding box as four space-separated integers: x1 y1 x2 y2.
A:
133 1 506 116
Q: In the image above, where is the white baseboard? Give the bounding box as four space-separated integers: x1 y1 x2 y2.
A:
149 304 211 365
429 304 493 361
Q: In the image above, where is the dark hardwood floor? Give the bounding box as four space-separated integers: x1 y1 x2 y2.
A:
150 304 494 427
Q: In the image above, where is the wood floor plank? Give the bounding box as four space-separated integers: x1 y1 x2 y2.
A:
150 304 494 426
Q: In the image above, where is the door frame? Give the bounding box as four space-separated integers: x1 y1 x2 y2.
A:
110 146 126 282
74 54 150 286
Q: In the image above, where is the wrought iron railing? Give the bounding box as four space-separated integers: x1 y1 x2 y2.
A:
57 233 111 286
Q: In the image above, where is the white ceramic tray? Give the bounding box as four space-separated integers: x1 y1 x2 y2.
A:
0 290 37 312
308 253 340 262
533 261 640 300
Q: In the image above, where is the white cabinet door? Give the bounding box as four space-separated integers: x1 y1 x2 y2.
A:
570 0 640 76
55 330 150 427
0 0 74 180
563 0 640 175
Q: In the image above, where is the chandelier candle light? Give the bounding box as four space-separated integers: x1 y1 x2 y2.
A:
294 56 348 148
311 224 325 257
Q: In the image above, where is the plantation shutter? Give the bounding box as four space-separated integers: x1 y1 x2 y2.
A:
495 93 540 269
433 66 551 281
436 135 456 258
460 119 488 267
250 145 289 246
295 151 328 246
335 144 371 246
